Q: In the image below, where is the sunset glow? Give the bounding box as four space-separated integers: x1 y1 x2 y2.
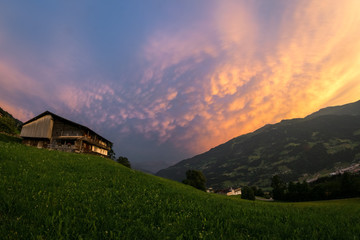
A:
1 1 360 171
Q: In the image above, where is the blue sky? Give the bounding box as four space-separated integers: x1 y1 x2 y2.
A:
1 1 360 172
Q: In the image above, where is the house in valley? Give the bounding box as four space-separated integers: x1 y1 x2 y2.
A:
20 111 112 157
227 188 242 196
215 187 242 196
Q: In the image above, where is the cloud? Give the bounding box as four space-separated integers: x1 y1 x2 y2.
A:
1 1 360 170
0 61 49 120
128 0 360 154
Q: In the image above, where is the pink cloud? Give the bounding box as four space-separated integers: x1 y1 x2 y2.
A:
1 0 360 163
131 0 360 154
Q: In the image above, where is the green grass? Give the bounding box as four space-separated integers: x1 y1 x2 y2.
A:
0 134 21 144
1 136 360 239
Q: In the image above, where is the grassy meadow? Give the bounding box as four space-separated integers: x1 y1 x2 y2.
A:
0 134 359 239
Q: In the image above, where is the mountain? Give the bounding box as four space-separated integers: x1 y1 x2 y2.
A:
157 100 360 189
0 107 23 135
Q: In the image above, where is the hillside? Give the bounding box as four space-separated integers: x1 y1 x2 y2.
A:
157 100 360 189
0 107 22 135
1 134 360 239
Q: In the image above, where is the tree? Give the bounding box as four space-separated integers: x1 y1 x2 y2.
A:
108 148 116 161
241 186 255 200
271 175 286 200
0 116 19 135
117 156 131 168
182 170 206 191
251 186 264 197
297 181 310 201
287 181 297 201
341 172 356 197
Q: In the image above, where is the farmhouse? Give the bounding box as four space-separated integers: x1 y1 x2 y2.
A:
20 111 112 156
215 187 242 196
225 188 242 196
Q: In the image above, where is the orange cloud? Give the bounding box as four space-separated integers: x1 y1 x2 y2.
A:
137 0 360 154
2 0 360 162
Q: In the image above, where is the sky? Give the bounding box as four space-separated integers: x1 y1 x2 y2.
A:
1 1 360 173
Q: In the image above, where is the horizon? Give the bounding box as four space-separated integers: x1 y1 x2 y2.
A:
1 1 360 172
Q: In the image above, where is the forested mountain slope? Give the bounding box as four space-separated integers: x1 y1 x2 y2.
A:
157 100 360 188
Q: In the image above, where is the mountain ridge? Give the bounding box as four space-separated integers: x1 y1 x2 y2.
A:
306 100 360 119
157 100 360 188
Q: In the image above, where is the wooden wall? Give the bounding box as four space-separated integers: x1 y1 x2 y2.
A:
52 120 84 137
20 115 53 139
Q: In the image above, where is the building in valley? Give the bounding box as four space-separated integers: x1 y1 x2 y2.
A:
20 111 112 157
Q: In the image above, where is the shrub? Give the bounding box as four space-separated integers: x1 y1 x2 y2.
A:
241 186 255 200
182 170 206 191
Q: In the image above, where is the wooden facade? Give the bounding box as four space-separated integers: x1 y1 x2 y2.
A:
20 111 112 156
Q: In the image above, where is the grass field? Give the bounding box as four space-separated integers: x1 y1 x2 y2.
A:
1 134 359 239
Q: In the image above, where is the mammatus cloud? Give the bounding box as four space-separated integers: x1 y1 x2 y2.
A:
1 1 360 168
125 0 360 154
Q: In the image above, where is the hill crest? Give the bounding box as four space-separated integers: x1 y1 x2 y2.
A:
0 107 23 135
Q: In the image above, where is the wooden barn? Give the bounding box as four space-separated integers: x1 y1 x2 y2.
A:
20 111 112 157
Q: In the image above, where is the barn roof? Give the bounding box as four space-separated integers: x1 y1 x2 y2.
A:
22 111 112 144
